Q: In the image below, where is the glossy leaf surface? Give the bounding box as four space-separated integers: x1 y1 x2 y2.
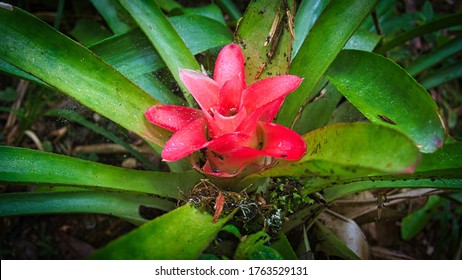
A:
91 204 230 259
0 191 174 225
322 144 462 201
119 0 200 107
326 50 445 153
90 15 232 78
183 4 226 26
292 0 330 59
293 29 381 135
0 6 168 146
0 146 202 199
277 0 377 127
257 122 420 178
235 0 295 84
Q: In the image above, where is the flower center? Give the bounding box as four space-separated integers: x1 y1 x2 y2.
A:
227 107 238 116
217 106 238 117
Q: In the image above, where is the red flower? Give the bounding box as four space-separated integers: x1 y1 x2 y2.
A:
145 43 306 177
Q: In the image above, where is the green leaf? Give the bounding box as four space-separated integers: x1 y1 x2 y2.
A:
220 224 242 239
406 36 462 77
0 59 51 89
401 195 444 240
90 0 136 34
45 109 158 170
326 50 445 153
329 100 366 124
0 191 174 225
0 86 18 102
421 63 462 90
183 4 226 26
90 204 230 259
317 211 369 259
292 82 342 134
416 143 462 172
323 176 462 203
69 18 113 46
292 0 330 59
277 0 377 127
170 15 233 55
90 16 232 79
89 14 232 104
0 6 168 146
154 0 183 13
292 29 381 135
235 0 295 84
344 30 382 52
119 0 200 107
313 143 462 201
216 0 242 22
312 221 360 260
234 231 283 260
0 146 203 199
375 13 462 54
258 122 420 178
269 233 298 260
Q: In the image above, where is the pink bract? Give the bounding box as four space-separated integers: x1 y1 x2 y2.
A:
145 43 306 177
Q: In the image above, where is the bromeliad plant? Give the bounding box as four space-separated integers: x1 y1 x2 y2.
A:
145 43 306 178
1 0 461 259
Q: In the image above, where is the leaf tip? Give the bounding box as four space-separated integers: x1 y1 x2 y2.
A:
0 2 13 11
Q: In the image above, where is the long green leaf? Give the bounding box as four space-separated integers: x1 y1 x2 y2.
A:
277 0 377 127
401 195 445 240
119 0 200 107
0 59 50 89
90 0 136 34
0 6 168 146
292 0 330 59
169 15 233 55
309 142 462 206
45 109 158 170
89 15 232 104
312 221 360 260
90 16 232 78
183 4 227 26
0 146 203 199
326 50 445 153
256 122 420 178
216 0 242 22
421 63 462 90
90 204 230 259
416 143 462 172
235 0 295 84
322 144 462 201
323 176 462 203
292 82 342 134
0 191 174 225
375 13 462 54
407 36 462 77
293 29 382 135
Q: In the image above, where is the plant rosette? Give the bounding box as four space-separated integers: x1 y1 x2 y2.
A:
145 43 307 179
